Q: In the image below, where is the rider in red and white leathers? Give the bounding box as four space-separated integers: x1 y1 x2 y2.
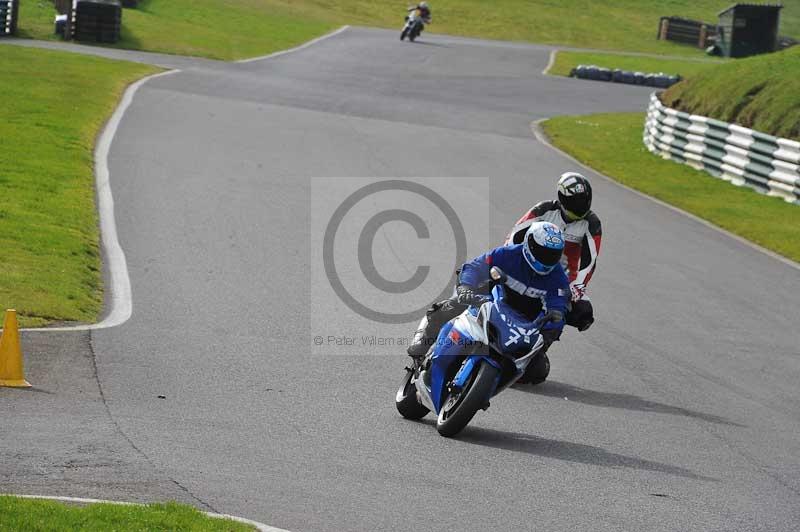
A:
504 172 601 331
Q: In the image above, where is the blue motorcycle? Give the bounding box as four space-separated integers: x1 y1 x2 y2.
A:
396 267 557 437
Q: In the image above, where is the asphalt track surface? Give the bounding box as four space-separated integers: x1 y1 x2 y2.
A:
2 27 800 531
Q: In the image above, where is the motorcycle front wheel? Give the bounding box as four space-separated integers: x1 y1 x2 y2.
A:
436 361 500 437
400 28 408 40
395 368 429 419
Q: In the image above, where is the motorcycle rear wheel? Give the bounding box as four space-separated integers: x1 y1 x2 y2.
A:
436 361 500 437
395 368 429 419
522 353 550 386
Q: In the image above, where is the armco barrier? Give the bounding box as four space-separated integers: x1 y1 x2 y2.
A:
643 92 800 204
1 0 17 37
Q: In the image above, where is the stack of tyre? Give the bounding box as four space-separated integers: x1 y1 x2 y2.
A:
570 65 681 89
74 0 122 43
0 0 18 37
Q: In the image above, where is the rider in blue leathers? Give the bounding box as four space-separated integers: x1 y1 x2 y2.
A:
458 245 569 332
409 222 570 382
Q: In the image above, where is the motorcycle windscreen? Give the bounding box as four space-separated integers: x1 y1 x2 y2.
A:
487 302 542 356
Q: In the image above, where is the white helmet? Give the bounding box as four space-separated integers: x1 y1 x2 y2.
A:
419 2 428 7
523 221 565 275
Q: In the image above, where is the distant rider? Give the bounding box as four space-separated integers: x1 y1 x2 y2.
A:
408 222 570 381
505 172 602 333
408 2 432 32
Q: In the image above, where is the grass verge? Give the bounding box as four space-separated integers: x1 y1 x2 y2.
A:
662 46 800 140
0 46 158 328
0 496 254 531
547 51 723 79
19 0 800 61
19 0 335 61
541 113 800 263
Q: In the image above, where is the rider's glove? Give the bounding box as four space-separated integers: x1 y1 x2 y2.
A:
570 283 586 301
543 309 564 324
456 285 487 306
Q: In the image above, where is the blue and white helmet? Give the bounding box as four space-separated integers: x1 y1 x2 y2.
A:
523 221 565 275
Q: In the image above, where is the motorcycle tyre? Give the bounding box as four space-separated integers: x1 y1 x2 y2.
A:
436 361 500 437
522 353 550 386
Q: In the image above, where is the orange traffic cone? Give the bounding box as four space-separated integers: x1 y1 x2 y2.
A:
0 309 31 387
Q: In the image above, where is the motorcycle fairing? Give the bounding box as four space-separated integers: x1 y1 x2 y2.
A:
429 320 464 413
486 302 543 357
452 355 502 390
426 291 547 413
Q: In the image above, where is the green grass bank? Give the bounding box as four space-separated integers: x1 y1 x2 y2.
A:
541 113 800 263
19 0 800 61
662 46 800 140
0 496 254 531
19 0 333 60
0 46 157 327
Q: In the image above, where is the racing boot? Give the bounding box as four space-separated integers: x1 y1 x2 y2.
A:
406 299 465 358
566 298 595 331
407 314 436 358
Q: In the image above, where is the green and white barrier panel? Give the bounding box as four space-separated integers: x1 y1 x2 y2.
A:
643 92 800 204
1 0 18 36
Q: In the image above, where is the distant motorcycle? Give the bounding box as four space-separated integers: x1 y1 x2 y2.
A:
395 267 559 437
400 8 429 41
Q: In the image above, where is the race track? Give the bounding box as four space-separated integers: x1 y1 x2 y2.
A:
3 27 800 532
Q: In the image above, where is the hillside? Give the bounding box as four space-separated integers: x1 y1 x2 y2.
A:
662 46 800 140
18 0 800 61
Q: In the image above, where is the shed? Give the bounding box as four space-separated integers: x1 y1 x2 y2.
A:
717 3 783 57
